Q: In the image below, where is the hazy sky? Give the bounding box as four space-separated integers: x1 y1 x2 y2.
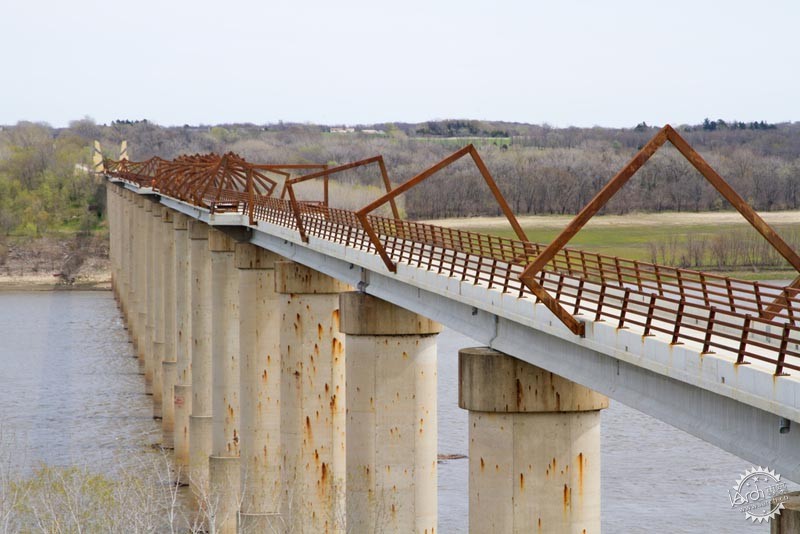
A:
2 0 798 128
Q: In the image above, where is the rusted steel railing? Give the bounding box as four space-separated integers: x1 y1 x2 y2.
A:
104 129 800 375
517 125 800 335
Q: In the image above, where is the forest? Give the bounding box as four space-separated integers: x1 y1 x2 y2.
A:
2 117 800 232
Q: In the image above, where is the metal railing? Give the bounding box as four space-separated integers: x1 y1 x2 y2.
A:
104 127 800 375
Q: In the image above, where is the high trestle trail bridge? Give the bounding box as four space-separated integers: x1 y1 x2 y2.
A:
100 125 800 532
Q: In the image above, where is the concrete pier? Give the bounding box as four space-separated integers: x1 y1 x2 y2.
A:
119 187 129 310
143 200 155 396
173 212 191 476
161 208 177 448
151 204 165 420
277 261 349 533
772 491 800 533
236 244 282 531
106 184 117 298
122 190 136 341
459 347 608 533
340 292 441 534
188 220 213 498
209 229 242 534
135 195 148 374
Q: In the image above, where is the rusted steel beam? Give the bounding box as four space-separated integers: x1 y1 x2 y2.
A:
356 144 527 273
377 158 400 220
665 126 800 272
467 145 529 244
103 145 798 368
286 184 308 243
517 127 669 334
285 156 399 217
518 127 669 285
518 124 800 335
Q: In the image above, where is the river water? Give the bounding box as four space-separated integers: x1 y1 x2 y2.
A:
0 291 787 532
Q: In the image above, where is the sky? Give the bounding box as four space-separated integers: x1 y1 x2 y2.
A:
1 0 798 128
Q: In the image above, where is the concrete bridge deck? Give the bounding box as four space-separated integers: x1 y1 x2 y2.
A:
143 186 800 483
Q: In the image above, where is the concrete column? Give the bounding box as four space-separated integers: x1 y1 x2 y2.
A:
135 195 148 374
277 261 350 533
131 191 143 355
161 209 177 448
236 244 282 531
173 212 191 480
143 200 155 395
189 220 212 498
122 192 139 340
106 183 117 301
151 204 165 420
209 229 242 534
118 188 129 317
340 292 441 534
459 347 608 533
772 492 800 533
122 190 132 322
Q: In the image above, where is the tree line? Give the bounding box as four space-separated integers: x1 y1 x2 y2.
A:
2 118 800 233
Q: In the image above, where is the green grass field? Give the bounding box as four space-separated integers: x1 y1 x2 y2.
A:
412 136 511 148
468 221 800 281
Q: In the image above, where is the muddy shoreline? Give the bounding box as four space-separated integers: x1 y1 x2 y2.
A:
0 273 111 291
0 234 111 292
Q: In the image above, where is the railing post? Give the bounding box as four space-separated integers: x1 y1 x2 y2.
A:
775 323 791 376
643 293 657 337
736 316 752 365
618 288 631 329
595 285 606 322
671 300 685 345
702 308 716 354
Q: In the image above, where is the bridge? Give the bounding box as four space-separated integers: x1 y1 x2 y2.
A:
100 125 800 532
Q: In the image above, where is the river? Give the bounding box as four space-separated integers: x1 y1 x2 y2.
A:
0 291 783 532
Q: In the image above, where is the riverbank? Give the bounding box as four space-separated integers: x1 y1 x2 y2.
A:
0 234 110 291
0 272 111 291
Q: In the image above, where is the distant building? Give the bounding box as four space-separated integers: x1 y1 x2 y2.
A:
361 129 386 135
330 127 355 134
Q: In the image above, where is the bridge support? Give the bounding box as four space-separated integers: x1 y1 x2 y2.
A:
277 261 349 533
189 220 213 500
107 184 121 308
161 208 177 448
121 189 135 341
209 229 242 534
116 187 130 319
150 204 165 419
772 492 800 533
340 292 441 534
143 200 156 397
173 212 191 479
134 194 148 375
109 184 120 298
459 347 608 533
236 244 282 531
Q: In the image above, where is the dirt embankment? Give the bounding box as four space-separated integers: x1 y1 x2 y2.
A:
420 210 800 229
0 235 110 291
